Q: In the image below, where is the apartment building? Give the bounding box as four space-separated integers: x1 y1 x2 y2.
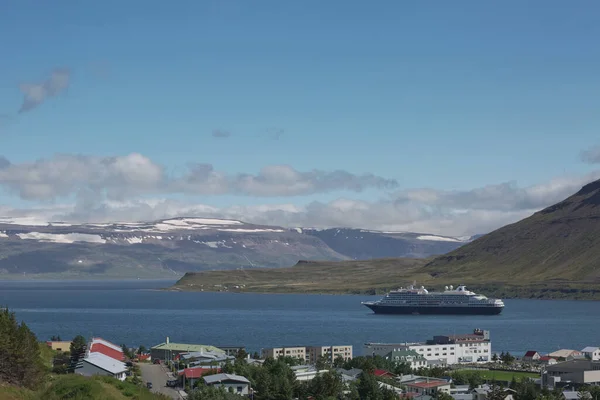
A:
364 329 492 365
261 346 307 361
306 345 353 364
261 345 353 364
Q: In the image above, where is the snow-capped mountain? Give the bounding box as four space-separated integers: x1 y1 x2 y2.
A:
0 217 476 278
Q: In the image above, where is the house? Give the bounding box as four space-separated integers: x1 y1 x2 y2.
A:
542 359 600 388
151 337 225 362
178 350 234 366
77 352 127 381
472 385 516 400
523 351 541 362
373 369 397 379
335 368 363 382
365 329 492 365
547 349 583 361
203 373 251 396
215 346 246 357
46 341 72 352
291 365 330 381
405 379 451 396
538 356 558 366
89 337 124 361
262 346 307 362
179 366 221 387
581 347 600 361
385 349 428 369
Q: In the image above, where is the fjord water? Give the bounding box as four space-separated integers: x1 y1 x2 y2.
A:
0 280 597 355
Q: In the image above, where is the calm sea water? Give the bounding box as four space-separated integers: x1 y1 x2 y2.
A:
0 280 597 356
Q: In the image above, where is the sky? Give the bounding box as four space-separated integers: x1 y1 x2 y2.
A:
1 0 600 235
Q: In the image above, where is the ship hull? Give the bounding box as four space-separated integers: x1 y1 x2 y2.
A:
363 303 503 315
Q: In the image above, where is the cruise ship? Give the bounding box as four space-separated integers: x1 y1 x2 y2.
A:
362 284 504 315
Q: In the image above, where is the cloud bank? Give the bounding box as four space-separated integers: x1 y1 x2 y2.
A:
0 153 398 201
0 153 598 236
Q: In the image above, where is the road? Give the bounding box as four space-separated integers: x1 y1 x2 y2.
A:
138 363 182 399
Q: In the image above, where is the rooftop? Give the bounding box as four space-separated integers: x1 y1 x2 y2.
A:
178 367 221 379
82 353 127 375
407 380 450 389
581 346 599 353
152 342 225 353
204 373 250 385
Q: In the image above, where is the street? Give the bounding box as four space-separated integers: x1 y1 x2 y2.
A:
138 363 182 399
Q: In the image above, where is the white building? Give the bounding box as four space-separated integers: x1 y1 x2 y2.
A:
365 329 491 365
77 352 127 381
203 373 251 395
581 347 600 361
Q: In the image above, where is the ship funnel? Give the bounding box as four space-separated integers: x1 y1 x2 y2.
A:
445 286 448 290
449 285 453 290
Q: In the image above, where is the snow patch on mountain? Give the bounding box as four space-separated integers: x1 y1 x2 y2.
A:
16 232 106 244
416 235 462 242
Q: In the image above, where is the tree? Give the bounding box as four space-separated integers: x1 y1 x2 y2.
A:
492 353 499 362
487 384 508 400
137 345 147 355
333 355 346 368
0 308 46 389
50 335 62 341
315 355 329 371
236 349 248 360
357 372 382 400
435 392 455 400
69 335 87 373
188 385 244 399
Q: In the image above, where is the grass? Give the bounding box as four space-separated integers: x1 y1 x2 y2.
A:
456 369 539 383
0 374 170 400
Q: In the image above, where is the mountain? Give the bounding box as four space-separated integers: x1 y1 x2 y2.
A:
0 217 472 279
298 228 476 259
0 217 347 278
425 178 600 283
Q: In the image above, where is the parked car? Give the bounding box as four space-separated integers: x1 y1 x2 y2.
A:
166 380 178 387
146 382 153 389
153 359 161 364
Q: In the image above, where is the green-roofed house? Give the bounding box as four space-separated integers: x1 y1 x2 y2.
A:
151 337 225 362
384 349 428 369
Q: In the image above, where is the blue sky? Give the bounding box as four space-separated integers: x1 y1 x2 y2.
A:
1 0 599 233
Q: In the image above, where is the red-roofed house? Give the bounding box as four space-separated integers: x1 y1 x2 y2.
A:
373 369 396 378
539 356 557 366
89 338 125 361
523 351 541 362
406 379 451 396
179 367 221 387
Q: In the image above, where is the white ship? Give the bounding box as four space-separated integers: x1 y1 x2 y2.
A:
362 284 504 315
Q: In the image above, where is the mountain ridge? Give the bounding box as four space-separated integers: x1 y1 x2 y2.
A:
0 216 473 278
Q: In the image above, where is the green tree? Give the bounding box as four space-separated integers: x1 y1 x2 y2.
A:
435 392 455 400
514 378 537 400
315 355 329 371
137 345 147 355
357 372 382 400
188 385 245 399
300 370 344 399
0 308 46 389
492 353 499 362
236 349 248 360
487 384 508 400
50 335 62 341
333 355 346 368
68 335 86 373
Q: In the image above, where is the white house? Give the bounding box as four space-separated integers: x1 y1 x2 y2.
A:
203 373 251 396
77 352 127 381
365 329 492 365
581 347 600 361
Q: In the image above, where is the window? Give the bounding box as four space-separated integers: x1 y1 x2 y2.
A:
237 386 243 392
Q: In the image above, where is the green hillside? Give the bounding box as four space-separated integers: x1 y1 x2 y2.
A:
424 178 600 283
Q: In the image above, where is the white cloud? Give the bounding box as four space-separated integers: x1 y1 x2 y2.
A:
0 153 398 200
0 170 598 236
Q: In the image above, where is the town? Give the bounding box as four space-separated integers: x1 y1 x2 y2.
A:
42 328 600 399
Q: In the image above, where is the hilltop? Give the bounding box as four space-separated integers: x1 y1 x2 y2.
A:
172 179 600 300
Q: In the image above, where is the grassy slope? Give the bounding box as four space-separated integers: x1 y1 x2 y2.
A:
173 258 430 294
0 375 169 400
